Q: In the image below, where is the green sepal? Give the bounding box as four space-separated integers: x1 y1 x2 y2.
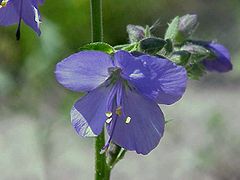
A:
186 63 206 80
170 50 191 65
163 39 173 54
114 43 138 52
144 25 151 38
79 42 115 54
185 40 217 59
164 16 181 43
181 44 211 63
106 143 127 169
114 44 129 50
140 37 166 54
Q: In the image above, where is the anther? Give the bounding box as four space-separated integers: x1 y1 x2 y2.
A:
125 116 131 124
105 111 112 118
106 117 112 124
116 106 122 116
0 0 8 8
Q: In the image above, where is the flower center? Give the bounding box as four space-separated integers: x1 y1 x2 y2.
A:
101 81 132 153
0 0 8 8
107 67 122 84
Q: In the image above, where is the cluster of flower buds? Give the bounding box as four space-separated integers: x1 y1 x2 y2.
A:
53 14 233 158
118 14 232 79
103 14 233 158
0 2 234 177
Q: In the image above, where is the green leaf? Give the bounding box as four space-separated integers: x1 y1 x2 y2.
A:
79 42 115 54
140 37 166 54
164 16 180 41
163 39 173 54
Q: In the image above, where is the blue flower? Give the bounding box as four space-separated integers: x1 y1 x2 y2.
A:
0 0 43 39
202 42 232 72
55 50 187 155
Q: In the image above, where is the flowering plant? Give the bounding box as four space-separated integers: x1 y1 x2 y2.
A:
54 13 232 179
0 1 233 179
0 0 43 39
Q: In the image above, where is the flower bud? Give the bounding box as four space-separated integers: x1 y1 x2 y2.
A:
179 14 198 38
127 24 145 43
165 14 198 43
181 43 210 61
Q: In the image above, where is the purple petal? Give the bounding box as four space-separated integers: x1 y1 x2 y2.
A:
107 89 165 155
115 51 187 105
114 51 146 79
0 1 18 26
71 85 114 137
55 51 114 92
16 0 41 35
31 0 44 5
202 43 232 72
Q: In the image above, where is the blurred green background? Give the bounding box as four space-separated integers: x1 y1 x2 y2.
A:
0 0 240 179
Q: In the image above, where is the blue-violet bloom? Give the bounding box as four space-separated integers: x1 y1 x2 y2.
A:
202 42 232 72
0 0 43 39
55 50 187 155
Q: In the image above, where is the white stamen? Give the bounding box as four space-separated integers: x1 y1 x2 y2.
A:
106 117 112 124
125 116 131 124
0 0 9 8
105 111 112 118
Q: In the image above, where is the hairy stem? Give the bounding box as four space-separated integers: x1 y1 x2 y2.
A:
90 0 106 180
95 131 106 180
90 0 103 42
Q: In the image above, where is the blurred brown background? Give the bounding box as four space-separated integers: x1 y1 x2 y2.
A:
0 0 240 179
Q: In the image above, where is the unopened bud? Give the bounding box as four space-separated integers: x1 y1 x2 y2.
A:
127 24 145 43
181 44 211 62
179 14 198 38
165 14 198 43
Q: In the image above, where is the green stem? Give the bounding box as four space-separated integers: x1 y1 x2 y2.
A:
90 0 103 42
95 131 106 180
105 166 111 180
90 0 106 180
